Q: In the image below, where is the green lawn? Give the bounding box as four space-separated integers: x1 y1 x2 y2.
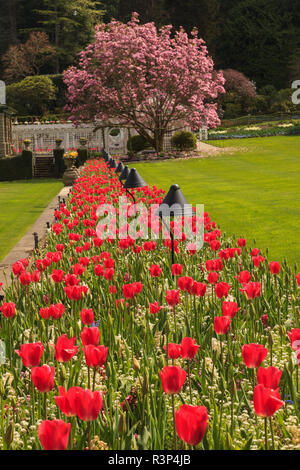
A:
130 136 300 267
0 179 63 261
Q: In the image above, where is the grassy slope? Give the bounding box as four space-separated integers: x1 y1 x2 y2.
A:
130 136 300 266
0 179 63 261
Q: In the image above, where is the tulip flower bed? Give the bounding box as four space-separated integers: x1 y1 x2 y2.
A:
0 158 300 451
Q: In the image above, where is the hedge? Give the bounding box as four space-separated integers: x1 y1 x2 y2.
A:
0 151 33 181
53 149 65 178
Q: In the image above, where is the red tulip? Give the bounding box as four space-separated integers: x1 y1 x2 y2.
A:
81 327 101 346
257 366 282 390
172 264 183 276
54 386 83 417
0 302 16 318
74 389 103 421
180 337 199 359
237 238 246 247
51 269 65 283
237 270 251 285
214 316 231 335
163 343 182 359
19 271 31 286
207 272 219 284
222 301 240 319
253 384 284 417
55 334 78 362
49 303 65 320
159 366 186 394
240 282 261 299
175 404 208 446
31 364 55 392
242 343 268 368
15 342 44 367
269 261 280 275
287 329 300 350
191 281 207 297
215 282 231 299
296 273 300 286
38 419 71 450
166 290 180 306
83 344 108 367
149 301 161 314
149 264 162 277
80 308 94 325
177 276 194 293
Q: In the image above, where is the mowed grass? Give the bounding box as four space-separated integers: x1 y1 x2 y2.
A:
0 179 63 261
130 136 300 267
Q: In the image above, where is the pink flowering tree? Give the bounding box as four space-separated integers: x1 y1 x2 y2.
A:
64 13 225 153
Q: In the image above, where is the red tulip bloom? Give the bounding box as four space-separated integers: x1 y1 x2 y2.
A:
94 264 105 276
149 264 162 277
242 343 268 368
237 238 246 247
207 272 219 284
123 283 136 299
252 255 266 268
222 301 240 319
240 282 261 299
0 302 16 318
159 366 186 394
80 308 94 325
269 262 280 275
175 404 208 446
214 316 231 335
74 389 103 421
215 282 231 299
253 384 284 417
180 337 199 359
261 314 268 326
163 343 182 359
149 301 161 314
64 285 88 300
31 364 55 392
15 342 44 367
287 329 300 350
166 290 180 306
31 270 41 283
83 344 108 367
177 276 194 293
296 273 300 286
54 386 83 417
51 269 65 283
38 419 71 450
55 334 78 363
49 303 65 320
237 270 251 285
19 271 31 286
12 261 25 276
191 281 207 297
81 327 100 346
172 264 183 276
257 367 282 390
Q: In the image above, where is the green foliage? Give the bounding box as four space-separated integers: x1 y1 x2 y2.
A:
0 150 33 181
127 135 151 153
170 130 197 151
7 75 57 116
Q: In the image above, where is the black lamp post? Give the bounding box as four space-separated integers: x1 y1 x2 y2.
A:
123 168 147 205
156 184 193 267
116 161 125 174
108 159 117 169
119 165 130 183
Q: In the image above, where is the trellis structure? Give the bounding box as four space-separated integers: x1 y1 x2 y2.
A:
12 122 207 155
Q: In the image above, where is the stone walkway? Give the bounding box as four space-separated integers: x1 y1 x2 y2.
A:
0 186 70 292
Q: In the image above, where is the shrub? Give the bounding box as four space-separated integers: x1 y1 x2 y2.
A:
0 150 33 181
170 131 197 151
127 135 151 153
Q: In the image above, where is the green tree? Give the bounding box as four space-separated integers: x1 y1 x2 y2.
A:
34 0 104 72
7 75 57 115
